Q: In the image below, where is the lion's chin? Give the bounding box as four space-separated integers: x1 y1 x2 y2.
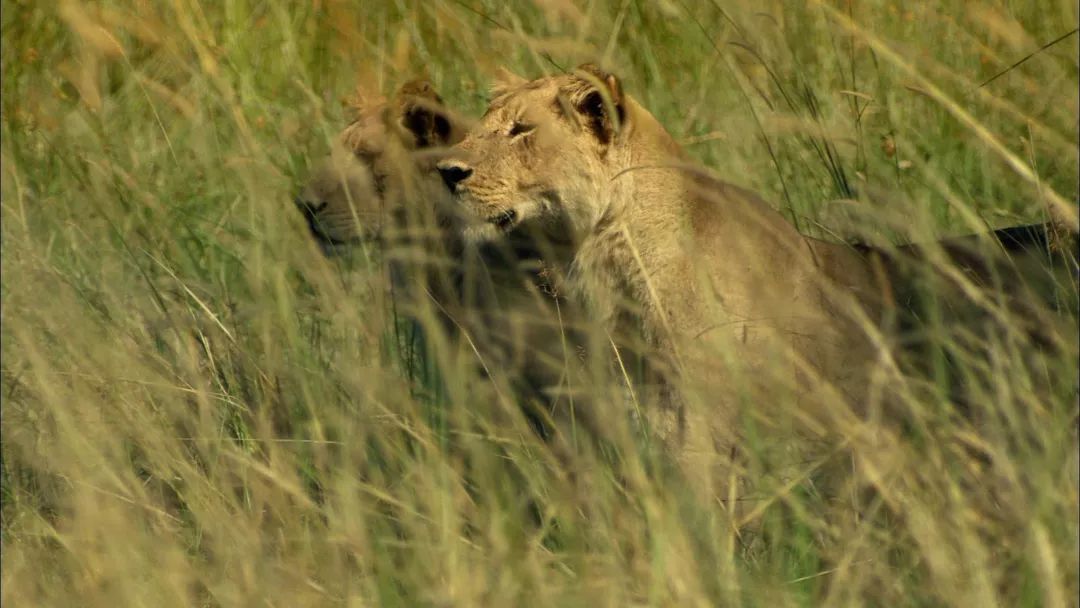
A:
462 223 502 243
462 219 519 243
457 204 524 243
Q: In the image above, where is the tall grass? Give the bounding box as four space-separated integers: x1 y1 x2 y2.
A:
2 1 1077 606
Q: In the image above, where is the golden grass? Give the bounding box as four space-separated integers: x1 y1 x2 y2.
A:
2 1 1077 606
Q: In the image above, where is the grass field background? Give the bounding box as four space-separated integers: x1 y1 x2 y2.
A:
2 1 1078 606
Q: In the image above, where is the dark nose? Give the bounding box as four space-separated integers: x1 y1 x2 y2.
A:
437 161 473 192
295 197 326 219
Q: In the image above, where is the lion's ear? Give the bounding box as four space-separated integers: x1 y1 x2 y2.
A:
572 63 624 145
489 66 527 98
395 79 454 148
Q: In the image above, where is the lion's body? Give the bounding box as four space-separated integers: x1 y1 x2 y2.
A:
440 67 884 482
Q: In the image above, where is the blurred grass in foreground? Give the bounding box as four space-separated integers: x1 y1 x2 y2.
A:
2 1 1078 606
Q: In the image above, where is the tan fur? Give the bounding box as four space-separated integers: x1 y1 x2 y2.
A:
296 79 463 254
439 65 885 493
295 80 590 442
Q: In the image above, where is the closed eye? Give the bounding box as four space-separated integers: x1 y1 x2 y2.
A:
508 121 535 138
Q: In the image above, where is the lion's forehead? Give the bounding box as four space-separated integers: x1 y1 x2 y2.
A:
488 76 574 110
340 112 390 154
478 91 575 136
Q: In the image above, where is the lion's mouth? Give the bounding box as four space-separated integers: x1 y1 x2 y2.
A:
486 209 518 231
295 198 363 254
296 200 338 243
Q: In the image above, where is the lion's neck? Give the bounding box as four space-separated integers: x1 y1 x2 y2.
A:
569 100 697 339
607 99 690 224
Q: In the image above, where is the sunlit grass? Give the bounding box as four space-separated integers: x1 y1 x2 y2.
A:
2 1 1077 606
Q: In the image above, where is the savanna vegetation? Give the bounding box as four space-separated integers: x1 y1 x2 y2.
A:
2 1 1077 606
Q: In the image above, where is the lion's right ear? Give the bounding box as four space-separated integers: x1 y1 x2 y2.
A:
572 63 625 145
395 79 456 148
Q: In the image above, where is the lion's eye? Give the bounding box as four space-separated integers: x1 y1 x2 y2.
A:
508 121 535 138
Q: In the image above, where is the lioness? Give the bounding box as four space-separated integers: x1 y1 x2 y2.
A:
296 79 589 440
297 79 462 256
437 65 886 485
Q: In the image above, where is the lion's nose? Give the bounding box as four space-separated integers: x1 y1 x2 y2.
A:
295 197 326 219
436 161 473 193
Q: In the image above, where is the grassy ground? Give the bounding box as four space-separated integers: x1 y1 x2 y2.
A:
2 1 1078 606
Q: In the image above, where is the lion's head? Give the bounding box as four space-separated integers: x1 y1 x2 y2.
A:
296 79 464 254
437 65 669 245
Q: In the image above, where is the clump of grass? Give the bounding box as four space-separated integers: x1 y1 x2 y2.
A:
2 1 1077 606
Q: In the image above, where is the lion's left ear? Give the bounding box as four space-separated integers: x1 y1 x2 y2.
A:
573 63 625 144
